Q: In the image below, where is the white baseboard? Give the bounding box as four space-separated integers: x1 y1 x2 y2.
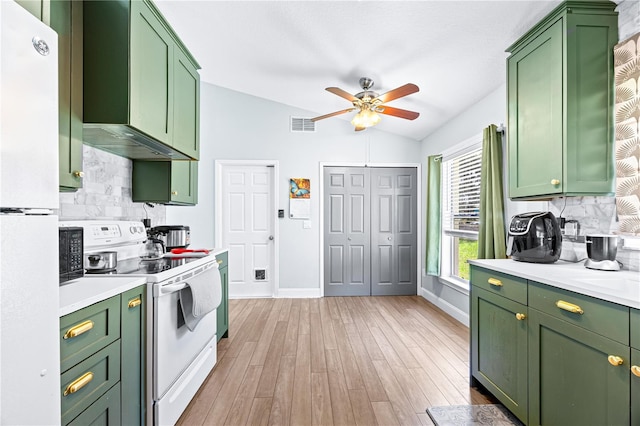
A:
420 287 469 327
275 287 321 298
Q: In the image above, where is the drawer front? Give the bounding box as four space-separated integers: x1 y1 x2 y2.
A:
470 266 527 304
632 309 640 350
61 340 121 425
60 296 120 373
528 280 629 344
215 251 228 269
66 383 121 426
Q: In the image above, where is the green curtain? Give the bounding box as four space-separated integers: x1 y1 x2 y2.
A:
478 124 507 259
426 155 442 275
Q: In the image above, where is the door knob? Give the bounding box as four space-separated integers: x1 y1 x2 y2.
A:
387 236 392 241
269 235 274 240
347 237 352 241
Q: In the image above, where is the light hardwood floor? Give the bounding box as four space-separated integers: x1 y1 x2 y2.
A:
177 296 494 426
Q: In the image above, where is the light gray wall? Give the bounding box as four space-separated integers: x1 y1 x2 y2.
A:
167 83 421 290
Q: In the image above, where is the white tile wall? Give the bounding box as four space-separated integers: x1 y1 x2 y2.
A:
58 145 166 226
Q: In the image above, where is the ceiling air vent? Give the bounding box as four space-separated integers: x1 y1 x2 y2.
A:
290 117 316 133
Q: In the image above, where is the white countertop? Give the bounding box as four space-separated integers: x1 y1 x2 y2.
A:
468 259 640 309
60 275 148 317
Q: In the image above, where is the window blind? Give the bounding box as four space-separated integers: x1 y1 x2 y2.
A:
442 147 482 234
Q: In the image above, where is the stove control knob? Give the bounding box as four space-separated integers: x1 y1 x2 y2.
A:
130 226 136 234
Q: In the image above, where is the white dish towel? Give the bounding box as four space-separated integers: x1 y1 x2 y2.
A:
179 263 222 331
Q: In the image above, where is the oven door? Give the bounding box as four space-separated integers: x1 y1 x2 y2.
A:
153 261 218 400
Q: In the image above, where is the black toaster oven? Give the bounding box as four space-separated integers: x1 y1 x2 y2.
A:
59 226 84 283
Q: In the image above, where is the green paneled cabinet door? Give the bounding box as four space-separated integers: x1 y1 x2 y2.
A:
216 252 229 341
130 0 172 145
471 286 528 423
528 309 630 425
132 160 198 205
66 383 121 426
506 1 618 199
16 0 84 191
120 286 146 426
632 349 640 426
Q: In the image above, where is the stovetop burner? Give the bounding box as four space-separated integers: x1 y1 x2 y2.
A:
84 256 201 275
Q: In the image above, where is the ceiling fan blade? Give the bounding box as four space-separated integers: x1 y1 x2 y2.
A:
326 87 358 102
377 106 420 120
375 83 419 103
310 108 356 122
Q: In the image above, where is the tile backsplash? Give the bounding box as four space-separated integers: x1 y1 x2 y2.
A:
549 196 640 272
58 145 166 226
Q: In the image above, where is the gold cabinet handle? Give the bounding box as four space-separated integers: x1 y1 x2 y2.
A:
515 313 526 321
72 170 84 178
487 278 503 287
171 191 178 195
63 320 94 339
551 179 560 185
63 372 93 396
608 355 624 366
217 259 223 264
631 366 640 377
128 297 141 309
555 300 584 315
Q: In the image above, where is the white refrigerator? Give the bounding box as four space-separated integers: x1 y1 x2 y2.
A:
0 1 61 424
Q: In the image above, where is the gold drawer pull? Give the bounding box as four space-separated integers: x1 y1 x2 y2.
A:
631 366 640 377
128 297 141 309
550 179 560 185
217 259 223 264
487 278 503 287
555 300 584 315
72 170 84 178
171 191 178 195
63 320 94 339
63 372 93 396
515 313 526 321
608 355 624 366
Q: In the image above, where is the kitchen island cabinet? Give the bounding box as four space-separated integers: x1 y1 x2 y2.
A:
83 0 200 161
59 279 146 425
506 1 618 199
16 0 84 191
132 160 198 205
470 262 638 425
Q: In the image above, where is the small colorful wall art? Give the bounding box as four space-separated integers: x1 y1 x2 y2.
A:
289 178 311 219
614 31 640 235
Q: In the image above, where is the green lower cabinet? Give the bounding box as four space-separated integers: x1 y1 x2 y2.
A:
120 286 146 426
632 349 640 425
528 309 630 425
216 252 229 341
471 286 528 423
132 160 198 205
631 309 640 350
67 383 121 426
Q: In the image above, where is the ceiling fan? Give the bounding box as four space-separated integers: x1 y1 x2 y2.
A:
311 77 420 131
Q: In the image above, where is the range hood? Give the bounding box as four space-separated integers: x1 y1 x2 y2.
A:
83 124 191 161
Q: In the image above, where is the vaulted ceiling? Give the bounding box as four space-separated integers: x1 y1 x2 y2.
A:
155 0 564 141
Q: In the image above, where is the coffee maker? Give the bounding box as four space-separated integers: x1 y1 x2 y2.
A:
584 234 620 271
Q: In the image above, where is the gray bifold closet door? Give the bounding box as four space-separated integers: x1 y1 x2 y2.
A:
324 167 417 296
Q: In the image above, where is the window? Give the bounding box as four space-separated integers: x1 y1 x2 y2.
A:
441 144 482 286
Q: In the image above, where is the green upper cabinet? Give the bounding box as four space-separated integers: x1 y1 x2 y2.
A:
16 0 84 191
506 1 618 199
132 160 198 205
83 0 200 161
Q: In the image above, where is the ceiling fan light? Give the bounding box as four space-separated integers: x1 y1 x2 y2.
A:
350 109 381 128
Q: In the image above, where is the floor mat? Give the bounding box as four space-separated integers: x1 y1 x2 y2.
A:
426 404 523 426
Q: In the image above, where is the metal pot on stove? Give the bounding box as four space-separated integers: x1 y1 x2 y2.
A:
150 225 190 250
84 251 117 271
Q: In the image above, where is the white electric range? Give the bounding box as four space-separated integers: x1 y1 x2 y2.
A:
59 220 223 426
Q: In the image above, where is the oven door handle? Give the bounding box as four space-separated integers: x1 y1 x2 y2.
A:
159 282 188 295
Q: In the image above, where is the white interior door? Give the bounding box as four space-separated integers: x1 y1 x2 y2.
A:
220 163 276 297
